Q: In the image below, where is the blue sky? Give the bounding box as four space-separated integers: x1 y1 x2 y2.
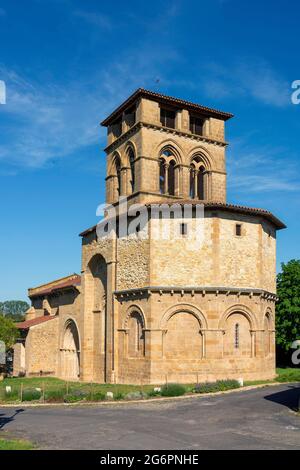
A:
0 0 300 301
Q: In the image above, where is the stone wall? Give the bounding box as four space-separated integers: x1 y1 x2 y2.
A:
13 342 26 377
25 317 59 376
149 211 276 293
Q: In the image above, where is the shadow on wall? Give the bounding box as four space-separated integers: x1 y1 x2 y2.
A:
0 409 25 430
264 385 300 412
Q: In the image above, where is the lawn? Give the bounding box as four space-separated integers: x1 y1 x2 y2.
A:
0 438 34 450
245 367 300 386
0 376 155 403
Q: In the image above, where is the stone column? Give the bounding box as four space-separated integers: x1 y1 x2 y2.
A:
164 162 169 194
181 165 191 198
105 260 117 383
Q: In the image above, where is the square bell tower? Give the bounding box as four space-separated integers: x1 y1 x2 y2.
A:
101 88 233 207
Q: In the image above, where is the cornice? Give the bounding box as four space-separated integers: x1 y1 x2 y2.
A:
105 121 228 154
114 286 278 301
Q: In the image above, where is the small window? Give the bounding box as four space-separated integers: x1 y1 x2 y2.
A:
190 115 204 135
124 105 136 128
160 108 176 129
235 224 242 236
235 323 239 349
180 223 188 236
112 117 122 138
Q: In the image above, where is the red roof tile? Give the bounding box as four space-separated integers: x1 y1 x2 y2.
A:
28 274 81 298
16 315 56 330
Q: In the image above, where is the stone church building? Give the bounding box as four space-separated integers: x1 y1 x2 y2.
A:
13 89 285 384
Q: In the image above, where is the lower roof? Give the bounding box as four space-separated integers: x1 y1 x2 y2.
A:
28 274 81 298
16 315 56 330
79 200 286 236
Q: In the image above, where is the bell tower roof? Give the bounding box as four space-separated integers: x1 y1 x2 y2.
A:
101 88 233 127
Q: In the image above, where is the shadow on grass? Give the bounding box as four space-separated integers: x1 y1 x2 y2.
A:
0 409 25 430
264 385 300 412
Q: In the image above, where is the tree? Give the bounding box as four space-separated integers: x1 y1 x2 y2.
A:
0 314 19 350
276 260 300 357
0 300 29 322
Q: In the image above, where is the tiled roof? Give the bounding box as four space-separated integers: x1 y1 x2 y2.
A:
143 200 286 229
28 274 81 298
101 88 233 126
79 200 286 236
16 315 56 330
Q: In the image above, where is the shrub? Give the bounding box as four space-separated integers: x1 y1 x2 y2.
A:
114 391 125 400
194 379 240 394
89 391 106 402
125 391 146 400
161 383 186 397
64 390 88 403
147 389 161 397
44 389 65 403
22 388 42 401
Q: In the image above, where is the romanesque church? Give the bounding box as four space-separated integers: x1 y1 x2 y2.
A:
13 89 285 384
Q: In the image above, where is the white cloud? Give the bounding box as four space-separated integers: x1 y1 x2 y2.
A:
0 38 179 169
202 60 290 107
73 9 112 30
228 139 300 193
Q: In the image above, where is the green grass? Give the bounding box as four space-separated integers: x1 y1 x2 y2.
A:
245 367 300 386
0 438 34 450
276 367 300 382
0 377 154 403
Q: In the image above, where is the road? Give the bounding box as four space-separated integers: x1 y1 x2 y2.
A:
0 384 299 450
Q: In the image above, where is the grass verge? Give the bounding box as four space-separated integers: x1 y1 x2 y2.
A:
0 437 34 450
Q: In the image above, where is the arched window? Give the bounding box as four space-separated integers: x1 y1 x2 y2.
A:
223 312 251 357
264 313 272 356
189 156 206 200
128 311 145 357
159 149 176 195
127 147 135 193
114 154 121 196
